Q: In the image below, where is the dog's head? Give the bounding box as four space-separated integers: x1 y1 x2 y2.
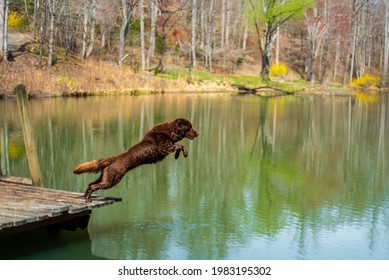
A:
171 118 199 141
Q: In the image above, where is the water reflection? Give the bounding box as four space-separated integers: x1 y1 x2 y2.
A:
1 94 389 259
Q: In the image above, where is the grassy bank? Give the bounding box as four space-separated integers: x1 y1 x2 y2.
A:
0 48 377 98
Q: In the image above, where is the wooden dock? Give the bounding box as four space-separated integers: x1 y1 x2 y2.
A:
0 85 121 238
0 175 121 237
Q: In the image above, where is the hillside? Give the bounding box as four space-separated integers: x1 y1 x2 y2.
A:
0 30 277 97
0 32 384 98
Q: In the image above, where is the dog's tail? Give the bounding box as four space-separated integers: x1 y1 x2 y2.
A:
73 156 118 174
73 160 100 174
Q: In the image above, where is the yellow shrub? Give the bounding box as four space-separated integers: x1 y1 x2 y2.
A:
56 76 78 88
352 74 380 88
8 11 25 28
270 63 288 77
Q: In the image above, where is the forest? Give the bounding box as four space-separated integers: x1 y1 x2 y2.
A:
1 0 389 95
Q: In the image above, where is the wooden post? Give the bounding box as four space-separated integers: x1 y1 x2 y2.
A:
15 84 44 187
0 128 3 176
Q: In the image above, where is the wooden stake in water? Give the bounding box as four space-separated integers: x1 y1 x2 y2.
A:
15 84 43 187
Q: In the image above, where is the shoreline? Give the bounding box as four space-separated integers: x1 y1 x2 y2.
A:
1 86 386 100
1 53 387 99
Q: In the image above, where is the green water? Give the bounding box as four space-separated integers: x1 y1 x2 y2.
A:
1 93 389 260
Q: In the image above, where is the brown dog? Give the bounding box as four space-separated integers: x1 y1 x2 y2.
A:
73 118 199 202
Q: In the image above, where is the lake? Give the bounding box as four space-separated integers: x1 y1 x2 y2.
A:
0 93 388 260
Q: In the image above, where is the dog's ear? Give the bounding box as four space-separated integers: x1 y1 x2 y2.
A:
176 118 188 127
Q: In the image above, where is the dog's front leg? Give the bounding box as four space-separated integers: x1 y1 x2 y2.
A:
168 144 188 159
173 144 188 159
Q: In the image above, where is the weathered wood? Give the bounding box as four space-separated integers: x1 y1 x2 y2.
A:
0 175 33 185
0 128 3 176
15 84 43 187
232 83 257 92
232 83 301 96
0 175 121 237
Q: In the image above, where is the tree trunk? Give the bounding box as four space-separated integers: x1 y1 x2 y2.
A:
260 50 270 79
200 0 205 50
118 0 134 66
39 0 47 65
1 0 9 62
191 0 197 67
81 0 89 59
140 0 145 70
0 0 4 61
333 40 340 82
146 0 156 69
48 3 54 66
275 26 280 66
23 0 30 25
343 1 356 86
0 0 5 59
157 8 166 73
33 0 39 37
100 0 107 49
305 38 315 84
206 0 215 71
260 29 274 80
86 0 97 58
349 21 357 85
221 0 225 48
384 1 389 85
242 19 248 52
225 0 231 48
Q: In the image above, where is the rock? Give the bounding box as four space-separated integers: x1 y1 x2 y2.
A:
8 32 35 52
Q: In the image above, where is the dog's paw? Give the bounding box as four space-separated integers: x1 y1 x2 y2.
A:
83 194 92 203
183 149 188 157
175 150 181 159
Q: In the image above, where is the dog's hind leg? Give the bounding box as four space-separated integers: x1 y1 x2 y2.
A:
84 171 123 202
83 174 103 202
84 183 107 202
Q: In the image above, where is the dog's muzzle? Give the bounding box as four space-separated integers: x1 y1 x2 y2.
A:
185 129 199 140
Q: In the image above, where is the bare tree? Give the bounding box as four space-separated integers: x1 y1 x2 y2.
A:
191 0 197 67
221 0 225 48
242 19 248 52
155 0 189 73
0 0 9 62
38 0 47 65
81 0 89 58
383 0 389 84
86 0 97 58
225 0 231 48
47 0 58 66
33 0 40 37
304 0 330 84
147 0 157 68
205 0 215 71
100 0 107 49
140 0 145 70
118 0 138 66
200 0 205 50
247 0 313 80
341 0 370 86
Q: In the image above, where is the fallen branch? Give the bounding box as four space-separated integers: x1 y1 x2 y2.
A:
232 83 302 97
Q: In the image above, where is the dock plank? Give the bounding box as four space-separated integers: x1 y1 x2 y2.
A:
0 176 121 237
0 175 33 186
